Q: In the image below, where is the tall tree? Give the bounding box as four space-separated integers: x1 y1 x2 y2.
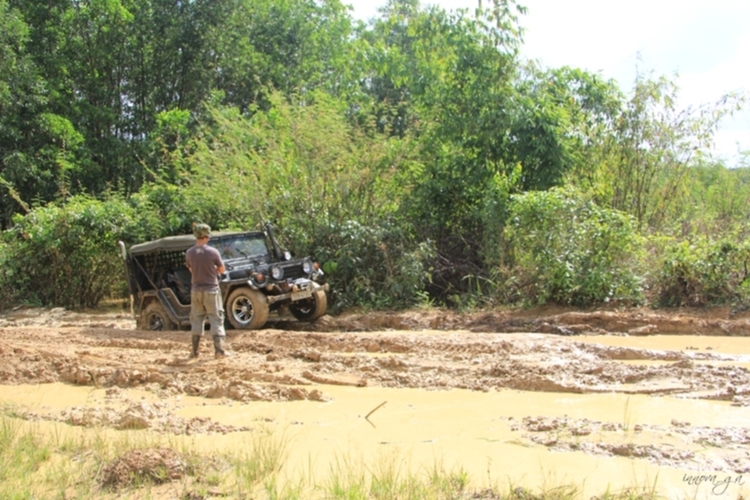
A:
356 0 528 295
0 0 85 228
599 75 742 230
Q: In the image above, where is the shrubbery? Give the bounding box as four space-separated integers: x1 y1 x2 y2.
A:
652 237 750 308
0 196 144 308
2 185 750 312
500 188 645 306
308 220 435 310
1 94 748 313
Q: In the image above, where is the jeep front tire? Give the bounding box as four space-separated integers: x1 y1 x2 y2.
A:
289 283 327 322
226 287 269 330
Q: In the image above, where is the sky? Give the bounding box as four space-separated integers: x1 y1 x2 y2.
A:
346 0 750 166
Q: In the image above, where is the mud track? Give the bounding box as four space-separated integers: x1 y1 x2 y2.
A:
1 305 749 402
1 305 749 475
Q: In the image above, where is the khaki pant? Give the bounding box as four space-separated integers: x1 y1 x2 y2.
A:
190 290 225 338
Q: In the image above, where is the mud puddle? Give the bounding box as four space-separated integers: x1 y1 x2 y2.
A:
1 383 748 499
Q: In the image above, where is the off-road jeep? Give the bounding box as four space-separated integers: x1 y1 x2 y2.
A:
119 222 328 331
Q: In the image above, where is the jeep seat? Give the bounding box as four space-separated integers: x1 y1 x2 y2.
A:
168 268 192 304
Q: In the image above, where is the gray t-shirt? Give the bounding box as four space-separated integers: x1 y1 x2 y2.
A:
185 244 224 292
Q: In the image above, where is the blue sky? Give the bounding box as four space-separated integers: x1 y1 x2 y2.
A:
346 0 750 166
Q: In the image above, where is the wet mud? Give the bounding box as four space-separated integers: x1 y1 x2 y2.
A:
0 305 749 483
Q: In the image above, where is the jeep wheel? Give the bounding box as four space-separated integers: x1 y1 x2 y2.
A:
289 284 327 322
226 287 269 330
139 302 176 331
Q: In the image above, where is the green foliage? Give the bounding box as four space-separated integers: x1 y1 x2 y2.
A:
502 187 645 306
178 92 408 229
1 0 748 311
0 195 144 308
594 74 744 230
652 237 750 308
678 163 750 236
311 220 435 310
0 0 65 227
2 0 357 223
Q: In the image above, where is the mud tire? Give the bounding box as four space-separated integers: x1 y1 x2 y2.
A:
289 284 327 322
226 287 269 330
139 302 176 331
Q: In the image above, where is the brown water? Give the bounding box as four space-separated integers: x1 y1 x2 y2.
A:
2 383 748 499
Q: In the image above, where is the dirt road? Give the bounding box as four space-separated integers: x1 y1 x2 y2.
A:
1 305 749 487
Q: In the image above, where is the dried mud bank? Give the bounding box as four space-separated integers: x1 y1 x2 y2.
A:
513 415 750 474
296 307 750 337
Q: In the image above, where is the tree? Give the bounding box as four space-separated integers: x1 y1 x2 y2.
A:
0 0 87 228
597 74 743 230
358 0 530 295
513 65 623 191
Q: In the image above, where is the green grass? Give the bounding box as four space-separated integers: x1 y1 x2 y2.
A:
231 427 290 497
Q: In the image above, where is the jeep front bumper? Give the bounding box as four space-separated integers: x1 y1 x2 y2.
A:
265 281 329 305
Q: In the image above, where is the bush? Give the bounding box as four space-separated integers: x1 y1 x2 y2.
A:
652 237 750 308
0 195 143 308
501 187 645 306
309 219 435 310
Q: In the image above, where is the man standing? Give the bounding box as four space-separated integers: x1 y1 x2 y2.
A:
185 223 230 358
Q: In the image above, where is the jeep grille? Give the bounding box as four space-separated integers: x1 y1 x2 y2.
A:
279 263 306 280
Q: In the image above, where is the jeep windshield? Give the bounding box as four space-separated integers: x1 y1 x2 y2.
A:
210 234 270 261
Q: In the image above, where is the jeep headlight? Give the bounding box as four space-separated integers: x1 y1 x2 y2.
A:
302 260 313 274
271 265 283 280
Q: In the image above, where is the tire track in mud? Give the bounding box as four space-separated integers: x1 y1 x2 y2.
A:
0 326 747 406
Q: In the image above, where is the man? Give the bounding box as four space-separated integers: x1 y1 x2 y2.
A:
185 223 230 358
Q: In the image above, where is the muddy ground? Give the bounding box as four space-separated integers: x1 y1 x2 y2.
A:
0 305 749 477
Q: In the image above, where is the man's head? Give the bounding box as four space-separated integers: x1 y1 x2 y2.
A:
193 223 211 240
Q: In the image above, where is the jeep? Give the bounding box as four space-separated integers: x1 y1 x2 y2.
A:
119 222 328 330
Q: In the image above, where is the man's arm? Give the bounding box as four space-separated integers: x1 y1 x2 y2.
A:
214 251 226 275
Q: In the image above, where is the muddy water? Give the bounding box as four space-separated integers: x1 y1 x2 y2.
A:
193 387 750 498
576 334 750 357
1 382 748 499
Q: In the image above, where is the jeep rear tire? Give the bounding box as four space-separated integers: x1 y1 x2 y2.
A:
140 302 176 331
289 284 327 322
227 287 269 330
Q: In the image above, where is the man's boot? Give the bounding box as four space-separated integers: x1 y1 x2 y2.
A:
213 335 231 358
189 335 201 359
